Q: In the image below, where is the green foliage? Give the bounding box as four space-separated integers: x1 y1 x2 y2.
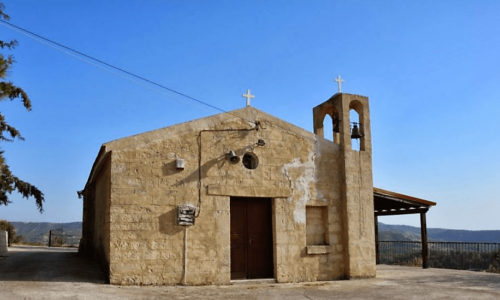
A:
0 219 23 245
0 3 44 212
428 249 500 272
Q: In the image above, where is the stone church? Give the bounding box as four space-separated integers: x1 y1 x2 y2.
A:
80 92 377 285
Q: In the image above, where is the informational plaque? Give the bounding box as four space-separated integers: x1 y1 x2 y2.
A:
177 205 196 226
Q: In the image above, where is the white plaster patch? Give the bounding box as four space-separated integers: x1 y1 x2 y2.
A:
281 147 317 224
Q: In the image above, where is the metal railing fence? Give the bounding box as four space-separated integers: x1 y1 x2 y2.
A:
379 241 500 272
48 229 81 247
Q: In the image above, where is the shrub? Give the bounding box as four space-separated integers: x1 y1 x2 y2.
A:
0 219 22 246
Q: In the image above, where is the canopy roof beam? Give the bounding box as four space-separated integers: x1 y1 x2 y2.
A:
373 187 436 270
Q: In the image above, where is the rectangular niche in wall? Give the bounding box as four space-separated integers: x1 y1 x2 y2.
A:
306 206 328 245
306 206 331 255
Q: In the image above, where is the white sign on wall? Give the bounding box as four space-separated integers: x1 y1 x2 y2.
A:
177 205 196 226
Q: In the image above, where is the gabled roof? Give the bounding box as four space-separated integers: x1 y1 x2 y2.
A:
374 187 437 216
84 106 318 189
102 106 316 151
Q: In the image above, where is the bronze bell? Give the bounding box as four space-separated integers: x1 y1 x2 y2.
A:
351 123 363 139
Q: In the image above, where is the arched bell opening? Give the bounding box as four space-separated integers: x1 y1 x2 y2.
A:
313 102 340 145
349 100 365 151
323 114 334 142
325 108 340 145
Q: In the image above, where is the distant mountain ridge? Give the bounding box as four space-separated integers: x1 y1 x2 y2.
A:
5 221 500 244
379 223 500 243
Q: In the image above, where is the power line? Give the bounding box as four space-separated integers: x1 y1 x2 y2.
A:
0 19 257 124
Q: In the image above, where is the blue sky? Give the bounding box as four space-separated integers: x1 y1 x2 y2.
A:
0 0 499 230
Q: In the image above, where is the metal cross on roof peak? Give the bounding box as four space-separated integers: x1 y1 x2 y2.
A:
334 75 345 93
242 89 255 107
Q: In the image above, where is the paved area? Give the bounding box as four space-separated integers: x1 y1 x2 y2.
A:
1 245 499 299
0 245 105 283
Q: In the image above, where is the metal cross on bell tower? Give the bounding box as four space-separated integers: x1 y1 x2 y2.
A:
242 89 255 107
334 75 345 93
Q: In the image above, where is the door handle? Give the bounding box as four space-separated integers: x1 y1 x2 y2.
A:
249 237 252 244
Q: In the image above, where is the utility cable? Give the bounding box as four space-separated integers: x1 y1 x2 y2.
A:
0 19 257 124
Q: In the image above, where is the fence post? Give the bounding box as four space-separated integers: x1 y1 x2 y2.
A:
48 230 52 247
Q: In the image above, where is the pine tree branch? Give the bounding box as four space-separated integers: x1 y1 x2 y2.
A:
0 54 14 79
0 40 17 50
0 112 24 141
0 159 44 212
0 81 32 109
0 2 44 213
0 3 9 21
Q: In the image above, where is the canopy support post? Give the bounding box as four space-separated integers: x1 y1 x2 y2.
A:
420 210 429 269
374 214 380 264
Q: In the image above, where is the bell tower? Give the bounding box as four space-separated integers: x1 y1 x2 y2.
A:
313 92 376 278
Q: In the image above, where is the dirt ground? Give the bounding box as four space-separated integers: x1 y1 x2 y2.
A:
1 245 500 299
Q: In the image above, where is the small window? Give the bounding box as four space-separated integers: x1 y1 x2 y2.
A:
242 153 259 169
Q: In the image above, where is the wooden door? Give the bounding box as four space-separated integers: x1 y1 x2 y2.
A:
230 197 273 280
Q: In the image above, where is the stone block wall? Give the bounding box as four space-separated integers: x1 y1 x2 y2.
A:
337 94 376 278
313 93 376 279
100 108 349 285
91 157 111 272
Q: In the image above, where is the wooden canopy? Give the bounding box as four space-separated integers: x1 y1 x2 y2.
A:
373 187 437 268
374 187 436 216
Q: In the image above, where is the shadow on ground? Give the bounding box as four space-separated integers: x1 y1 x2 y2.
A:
0 245 106 283
1 246 500 300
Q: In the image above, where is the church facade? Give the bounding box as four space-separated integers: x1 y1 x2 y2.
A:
80 92 376 285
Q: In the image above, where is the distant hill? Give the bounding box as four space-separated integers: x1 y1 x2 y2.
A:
10 222 82 246
379 223 500 243
5 221 500 245
379 230 420 241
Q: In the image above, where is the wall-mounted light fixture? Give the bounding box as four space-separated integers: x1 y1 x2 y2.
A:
176 159 185 170
227 151 240 164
